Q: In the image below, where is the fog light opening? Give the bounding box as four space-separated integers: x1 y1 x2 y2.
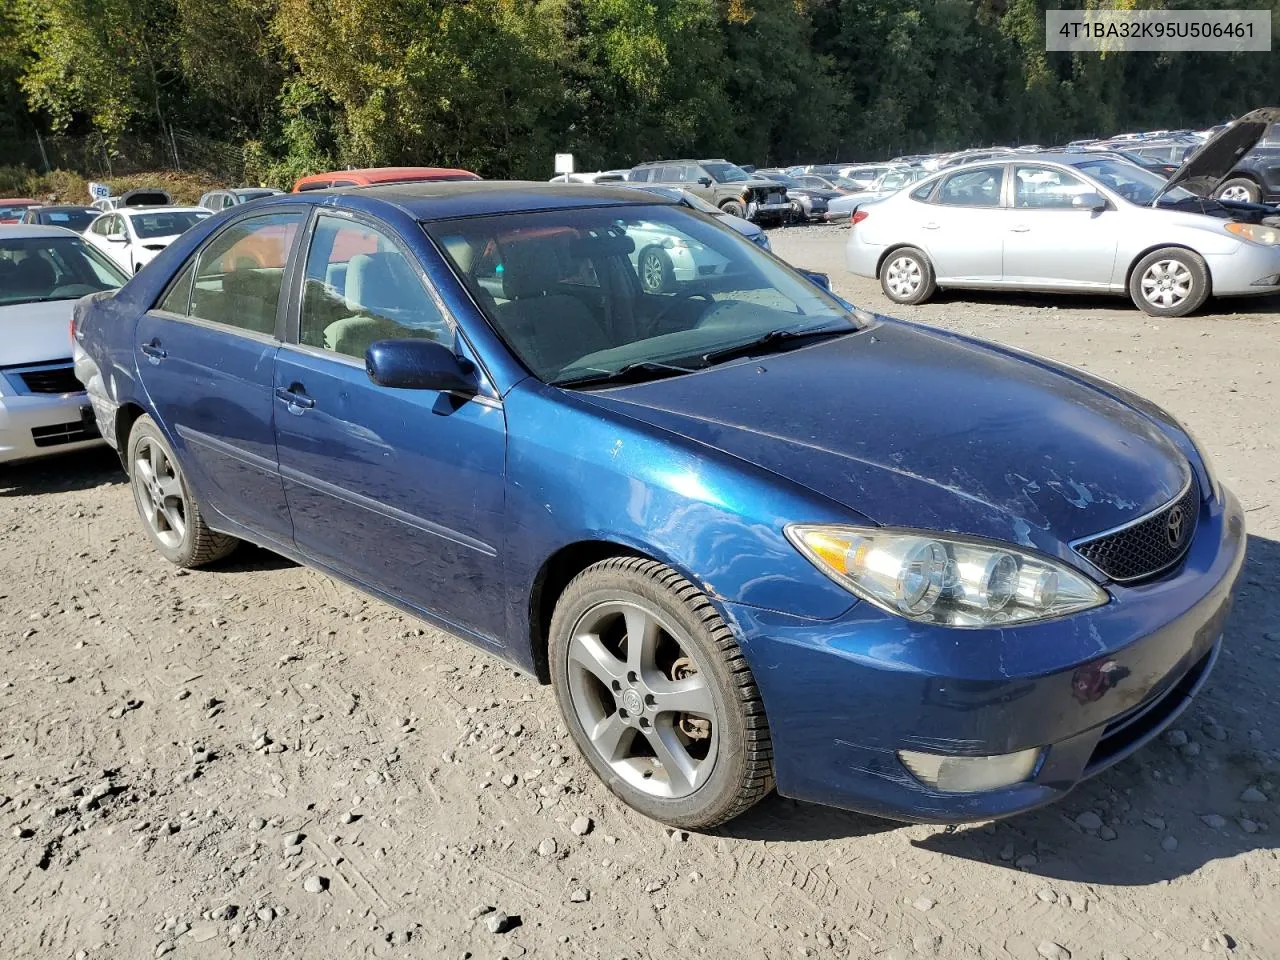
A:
898 747 1042 794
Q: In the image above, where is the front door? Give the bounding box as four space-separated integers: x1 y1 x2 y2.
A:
134 210 304 548
1001 165 1119 289
272 212 508 642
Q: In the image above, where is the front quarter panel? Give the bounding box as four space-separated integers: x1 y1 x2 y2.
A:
502 380 863 668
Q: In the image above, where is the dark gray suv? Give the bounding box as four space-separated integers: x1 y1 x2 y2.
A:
629 159 791 225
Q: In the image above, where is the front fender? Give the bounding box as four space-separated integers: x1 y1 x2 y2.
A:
500 381 863 662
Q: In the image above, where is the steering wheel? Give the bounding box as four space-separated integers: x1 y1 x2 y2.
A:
648 290 715 334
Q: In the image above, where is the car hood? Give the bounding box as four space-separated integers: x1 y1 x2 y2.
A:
1158 107 1280 201
0 299 75 366
790 188 842 201
575 321 1190 563
742 178 789 193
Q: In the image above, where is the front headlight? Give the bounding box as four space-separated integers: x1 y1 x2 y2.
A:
786 525 1108 628
1225 222 1280 245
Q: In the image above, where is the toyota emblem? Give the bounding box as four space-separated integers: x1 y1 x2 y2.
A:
1166 505 1186 548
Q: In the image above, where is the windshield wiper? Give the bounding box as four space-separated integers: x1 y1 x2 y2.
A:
553 360 699 389
700 325 851 365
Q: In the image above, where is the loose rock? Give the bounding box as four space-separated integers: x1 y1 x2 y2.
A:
537 837 557 857
1161 835 1179 852
485 912 511 935
1240 786 1268 803
569 887 589 903
302 875 327 894
1037 941 1071 960
1200 814 1227 829
1074 811 1102 832
570 815 592 837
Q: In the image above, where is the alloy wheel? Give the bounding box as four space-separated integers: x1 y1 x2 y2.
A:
885 256 922 298
640 252 665 293
1139 259 1193 309
1218 184 1252 202
565 600 718 799
132 436 187 550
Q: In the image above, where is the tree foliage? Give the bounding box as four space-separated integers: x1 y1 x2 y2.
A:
1 0 1277 183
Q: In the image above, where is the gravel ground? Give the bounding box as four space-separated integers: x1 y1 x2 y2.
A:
2 224 1279 960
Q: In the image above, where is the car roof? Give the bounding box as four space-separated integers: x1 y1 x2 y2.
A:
293 166 479 188
331 180 679 220
0 223 83 239
30 204 95 212
0 198 37 206
116 206 209 216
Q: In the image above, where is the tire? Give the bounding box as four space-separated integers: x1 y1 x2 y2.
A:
1214 177 1260 204
549 557 774 829
1128 247 1210 318
127 415 238 567
879 246 937 305
719 199 745 219
637 247 674 295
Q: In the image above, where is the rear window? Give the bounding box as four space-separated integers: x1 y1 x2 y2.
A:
296 180 333 192
129 211 211 239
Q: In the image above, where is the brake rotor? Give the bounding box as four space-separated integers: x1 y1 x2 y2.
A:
670 656 711 740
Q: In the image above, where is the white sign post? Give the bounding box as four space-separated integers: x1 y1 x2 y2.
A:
554 153 574 178
87 181 111 202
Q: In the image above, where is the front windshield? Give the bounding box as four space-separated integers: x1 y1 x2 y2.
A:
702 162 750 184
36 209 97 231
832 177 861 190
765 175 801 188
127 210 210 239
235 190 277 201
1070 158 1193 205
428 204 860 386
0 236 128 307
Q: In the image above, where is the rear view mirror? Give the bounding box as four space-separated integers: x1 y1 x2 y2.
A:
1072 192 1108 212
366 338 477 393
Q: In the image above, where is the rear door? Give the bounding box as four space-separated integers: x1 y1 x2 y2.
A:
916 165 1008 282
134 210 305 548
1002 164 1118 289
272 210 508 641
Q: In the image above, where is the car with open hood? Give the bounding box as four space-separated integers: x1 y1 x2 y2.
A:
71 182 1242 829
847 108 1280 316
1 224 128 463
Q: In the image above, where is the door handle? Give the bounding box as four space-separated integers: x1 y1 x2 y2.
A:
140 340 167 364
1009 225 1030 233
922 222 940 230
275 385 315 412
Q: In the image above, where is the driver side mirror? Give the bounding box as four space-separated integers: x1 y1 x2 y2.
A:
106 232 127 243
1072 192 1108 212
366 338 477 393
697 177 713 187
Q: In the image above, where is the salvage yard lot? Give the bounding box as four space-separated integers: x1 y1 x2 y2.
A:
2 226 1279 960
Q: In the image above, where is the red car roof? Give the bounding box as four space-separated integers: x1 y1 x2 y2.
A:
0 198 36 206
291 167 480 192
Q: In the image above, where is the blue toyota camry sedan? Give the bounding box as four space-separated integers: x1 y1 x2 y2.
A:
72 182 1244 828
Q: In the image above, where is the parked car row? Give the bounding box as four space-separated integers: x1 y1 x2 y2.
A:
844 108 1280 317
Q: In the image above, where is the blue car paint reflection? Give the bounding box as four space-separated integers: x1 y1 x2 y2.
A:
72 184 1245 823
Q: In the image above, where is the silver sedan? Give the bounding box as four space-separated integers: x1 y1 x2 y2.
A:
845 152 1280 317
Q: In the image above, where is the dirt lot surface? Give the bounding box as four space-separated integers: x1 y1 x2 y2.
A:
3 224 1279 960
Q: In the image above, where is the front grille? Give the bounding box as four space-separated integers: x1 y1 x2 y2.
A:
31 419 99 448
1073 477 1199 582
19 364 81 394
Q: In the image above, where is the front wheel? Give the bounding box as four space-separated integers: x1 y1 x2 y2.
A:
1214 178 1260 204
1128 248 1210 317
127 415 238 567
880 247 937 305
549 557 774 829
719 200 745 219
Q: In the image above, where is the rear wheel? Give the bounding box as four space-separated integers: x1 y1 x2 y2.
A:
549 557 774 829
880 247 936 305
1214 178 1260 204
127 415 238 567
1128 248 1210 317
638 247 674 294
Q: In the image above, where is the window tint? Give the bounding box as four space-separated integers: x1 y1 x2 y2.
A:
911 181 936 201
189 212 303 336
299 215 450 361
936 167 1004 207
158 261 196 314
630 168 650 183
129 211 209 239
296 180 332 192
1013 166 1092 209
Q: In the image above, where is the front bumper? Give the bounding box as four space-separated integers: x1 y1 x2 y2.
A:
0 393 103 463
745 201 793 222
1205 243 1280 297
724 486 1246 823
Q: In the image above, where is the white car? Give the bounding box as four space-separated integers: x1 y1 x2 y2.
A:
83 207 212 275
0 225 128 463
625 218 732 294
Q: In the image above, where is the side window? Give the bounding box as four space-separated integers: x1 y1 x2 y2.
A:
681 165 701 183
911 181 936 201
222 194 237 209
188 212 304 336
158 261 196 314
1013 166 1092 209
630 168 650 183
936 167 1005 207
298 215 451 361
